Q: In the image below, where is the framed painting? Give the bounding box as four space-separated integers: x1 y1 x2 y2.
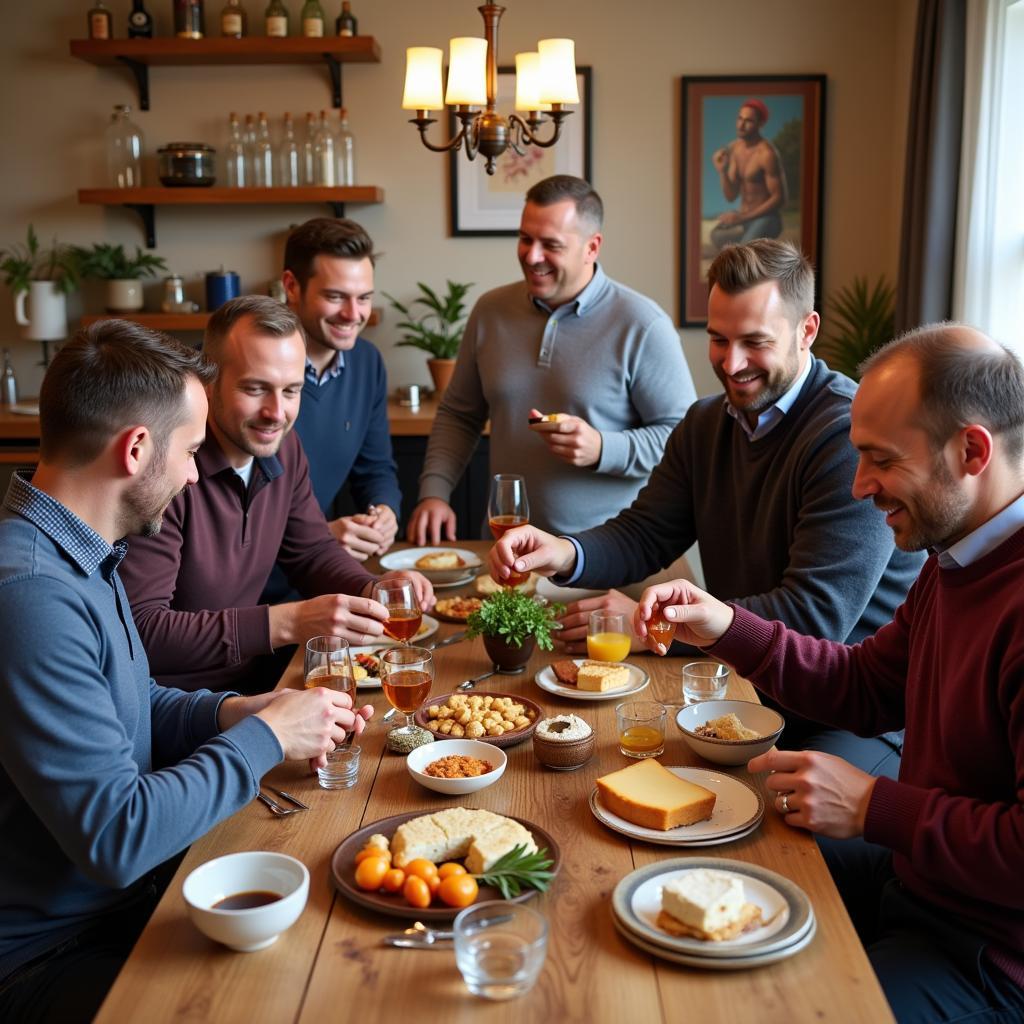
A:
449 66 592 236
680 74 826 325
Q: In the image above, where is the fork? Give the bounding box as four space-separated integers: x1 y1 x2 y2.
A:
256 791 302 817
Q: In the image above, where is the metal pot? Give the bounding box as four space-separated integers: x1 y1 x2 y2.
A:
157 143 216 187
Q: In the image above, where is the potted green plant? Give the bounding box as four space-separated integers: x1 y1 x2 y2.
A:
465 588 564 671
384 280 473 395
73 242 168 314
1 226 78 344
814 275 896 382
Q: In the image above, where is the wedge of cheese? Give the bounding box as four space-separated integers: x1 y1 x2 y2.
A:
595 759 716 830
663 869 744 935
577 662 630 692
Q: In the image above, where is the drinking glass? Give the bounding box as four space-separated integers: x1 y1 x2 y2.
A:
646 606 676 649
615 700 667 759
454 901 548 1001
380 646 433 739
587 610 631 662
682 661 730 705
488 474 530 586
371 578 422 645
305 637 359 789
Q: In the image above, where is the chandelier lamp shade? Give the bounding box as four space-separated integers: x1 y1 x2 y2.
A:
401 4 579 174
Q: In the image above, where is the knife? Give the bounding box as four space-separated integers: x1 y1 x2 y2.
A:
266 785 310 809
381 935 453 948
425 630 466 651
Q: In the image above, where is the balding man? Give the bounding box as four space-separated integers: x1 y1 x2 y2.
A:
635 324 1024 1021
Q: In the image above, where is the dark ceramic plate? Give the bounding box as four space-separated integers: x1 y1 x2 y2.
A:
414 690 543 748
331 810 561 920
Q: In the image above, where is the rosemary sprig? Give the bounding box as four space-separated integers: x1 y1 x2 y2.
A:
474 844 556 899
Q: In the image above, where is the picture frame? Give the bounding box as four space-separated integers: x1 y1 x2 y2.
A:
449 66 592 236
680 74 826 325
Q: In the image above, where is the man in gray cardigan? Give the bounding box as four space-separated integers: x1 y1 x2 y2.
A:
408 174 696 541
489 239 924 774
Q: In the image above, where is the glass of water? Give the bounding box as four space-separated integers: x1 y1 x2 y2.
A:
453 901 548 1000
682 661 730 704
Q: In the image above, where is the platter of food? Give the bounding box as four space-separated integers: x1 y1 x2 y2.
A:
414 690 543 747
432 595 484 623
379 547 482 586
331 808 561 921
535 659 649 701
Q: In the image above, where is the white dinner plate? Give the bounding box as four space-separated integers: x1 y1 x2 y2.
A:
346 615 439 688
379 547 482 585
535 660 650 701
534 578 604 604
589 766 764 845
612 857 814 958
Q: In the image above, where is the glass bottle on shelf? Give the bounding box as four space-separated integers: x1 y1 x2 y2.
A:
226 112 247 187
264 0 289 37
302 111 317 185
220 0 247 37
88 1 113 39
127 0 154 38
254 111 275 187
1 350 18 408
301 0 325 37
335 107 355 185
106 104 144 188
173 0 205 38
313 110 336 186
279 113 301 187
335 0 356 37
243 113 259 184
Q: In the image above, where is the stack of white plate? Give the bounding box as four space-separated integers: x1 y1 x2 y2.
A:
589 766 764 847
612 857 816 969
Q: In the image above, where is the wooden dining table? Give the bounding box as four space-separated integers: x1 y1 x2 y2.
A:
96 543 894 1023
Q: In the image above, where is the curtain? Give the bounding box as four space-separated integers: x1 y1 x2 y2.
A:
895 0 967 333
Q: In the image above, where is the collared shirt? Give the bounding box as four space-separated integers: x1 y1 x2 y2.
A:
530 263 607 368
725 353 814 442
936 491 1024 569
305 351 345 387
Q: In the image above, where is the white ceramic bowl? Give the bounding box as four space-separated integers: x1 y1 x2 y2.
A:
674 699 785 766
182 851 309 952
406 738 507 795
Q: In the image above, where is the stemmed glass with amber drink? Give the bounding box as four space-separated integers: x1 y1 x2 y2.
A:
488 473 530 586
304 636 356 699
380 646 433 740
372 578 422 644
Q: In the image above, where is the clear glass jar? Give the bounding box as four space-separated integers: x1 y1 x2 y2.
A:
335 107 355 185
106 104 144 189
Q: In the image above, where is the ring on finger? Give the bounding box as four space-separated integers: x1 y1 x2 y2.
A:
780 792 791 814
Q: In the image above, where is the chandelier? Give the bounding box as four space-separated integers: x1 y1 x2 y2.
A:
401 4 579 175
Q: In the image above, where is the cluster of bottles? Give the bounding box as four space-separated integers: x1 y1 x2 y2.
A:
86 1 358 40
225 110 356 187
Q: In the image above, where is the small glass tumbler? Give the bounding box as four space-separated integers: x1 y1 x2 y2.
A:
682 661 730 705
454 901 548 1001
615 700 667 759
317 743 360 790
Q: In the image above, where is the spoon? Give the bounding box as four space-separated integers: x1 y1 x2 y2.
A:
381 921 454 948
256 792 301 817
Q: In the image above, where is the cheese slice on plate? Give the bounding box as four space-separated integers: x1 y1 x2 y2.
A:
595 759 716 830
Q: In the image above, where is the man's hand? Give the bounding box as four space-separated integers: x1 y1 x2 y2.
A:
329 504 399 560
252 687 373 762
556 589 645 655
528 408 602 468
407 498 457 545
488 524 576 584
747 749 876 839
268 594 388 649
716 210 743 226
217 691 282 732
369 570 435 613
634 579 734 654
712 146 730 172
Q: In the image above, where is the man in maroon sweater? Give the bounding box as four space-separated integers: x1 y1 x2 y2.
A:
120 296 432 693
636 324 1024 1021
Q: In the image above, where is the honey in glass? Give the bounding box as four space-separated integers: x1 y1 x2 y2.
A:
647 609 676 647
619 725 665 756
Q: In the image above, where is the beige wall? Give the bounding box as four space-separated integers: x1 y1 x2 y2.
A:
0 0 917 397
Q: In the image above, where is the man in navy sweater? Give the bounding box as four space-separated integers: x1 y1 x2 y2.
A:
283 217 401 560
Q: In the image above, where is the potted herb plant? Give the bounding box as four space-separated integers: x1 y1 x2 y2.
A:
465 588 564 671
814 275 896 382
73 242 168 314
1 225 78 344
384 280 473 396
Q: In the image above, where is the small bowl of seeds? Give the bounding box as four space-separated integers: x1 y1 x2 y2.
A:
533 714 595 770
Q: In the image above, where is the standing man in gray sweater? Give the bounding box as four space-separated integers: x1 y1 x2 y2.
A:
490 239 924 775
408 174 696 541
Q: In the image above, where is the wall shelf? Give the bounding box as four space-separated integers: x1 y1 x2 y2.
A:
77 186 385 247
69 36 381 110
78 309 381 331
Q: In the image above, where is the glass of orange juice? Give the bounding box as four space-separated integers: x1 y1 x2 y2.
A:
615 701 667 759
587 611 631 662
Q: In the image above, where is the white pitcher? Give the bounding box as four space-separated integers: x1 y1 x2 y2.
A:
15 280 67 341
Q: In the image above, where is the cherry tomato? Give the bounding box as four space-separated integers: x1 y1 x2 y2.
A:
438 874 479 908
427 874 441 896
403 874 432 909
355 846 391 866
354 856 390 892
438 862 467 879
381 868 406 894
405 858 439 882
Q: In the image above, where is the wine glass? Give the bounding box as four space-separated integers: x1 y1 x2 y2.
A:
304 635 356 698
371 578 422 645
380 646 433 739
488 473 530 586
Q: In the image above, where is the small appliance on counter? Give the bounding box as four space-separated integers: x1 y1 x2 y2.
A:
205 269 240 311
158 143 216 186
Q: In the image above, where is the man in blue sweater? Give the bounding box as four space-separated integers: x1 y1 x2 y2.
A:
0 321 371 1022
283 217 401 560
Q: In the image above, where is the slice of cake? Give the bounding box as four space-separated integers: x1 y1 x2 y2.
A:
390 808 536 872
595 759 716 830
658 869 762 941
577 662 630 692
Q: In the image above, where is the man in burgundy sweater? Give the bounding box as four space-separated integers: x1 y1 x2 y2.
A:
120 296 432 694
635 324 1024 1021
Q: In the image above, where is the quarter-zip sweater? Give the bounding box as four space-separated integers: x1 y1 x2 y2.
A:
120 431 374 693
